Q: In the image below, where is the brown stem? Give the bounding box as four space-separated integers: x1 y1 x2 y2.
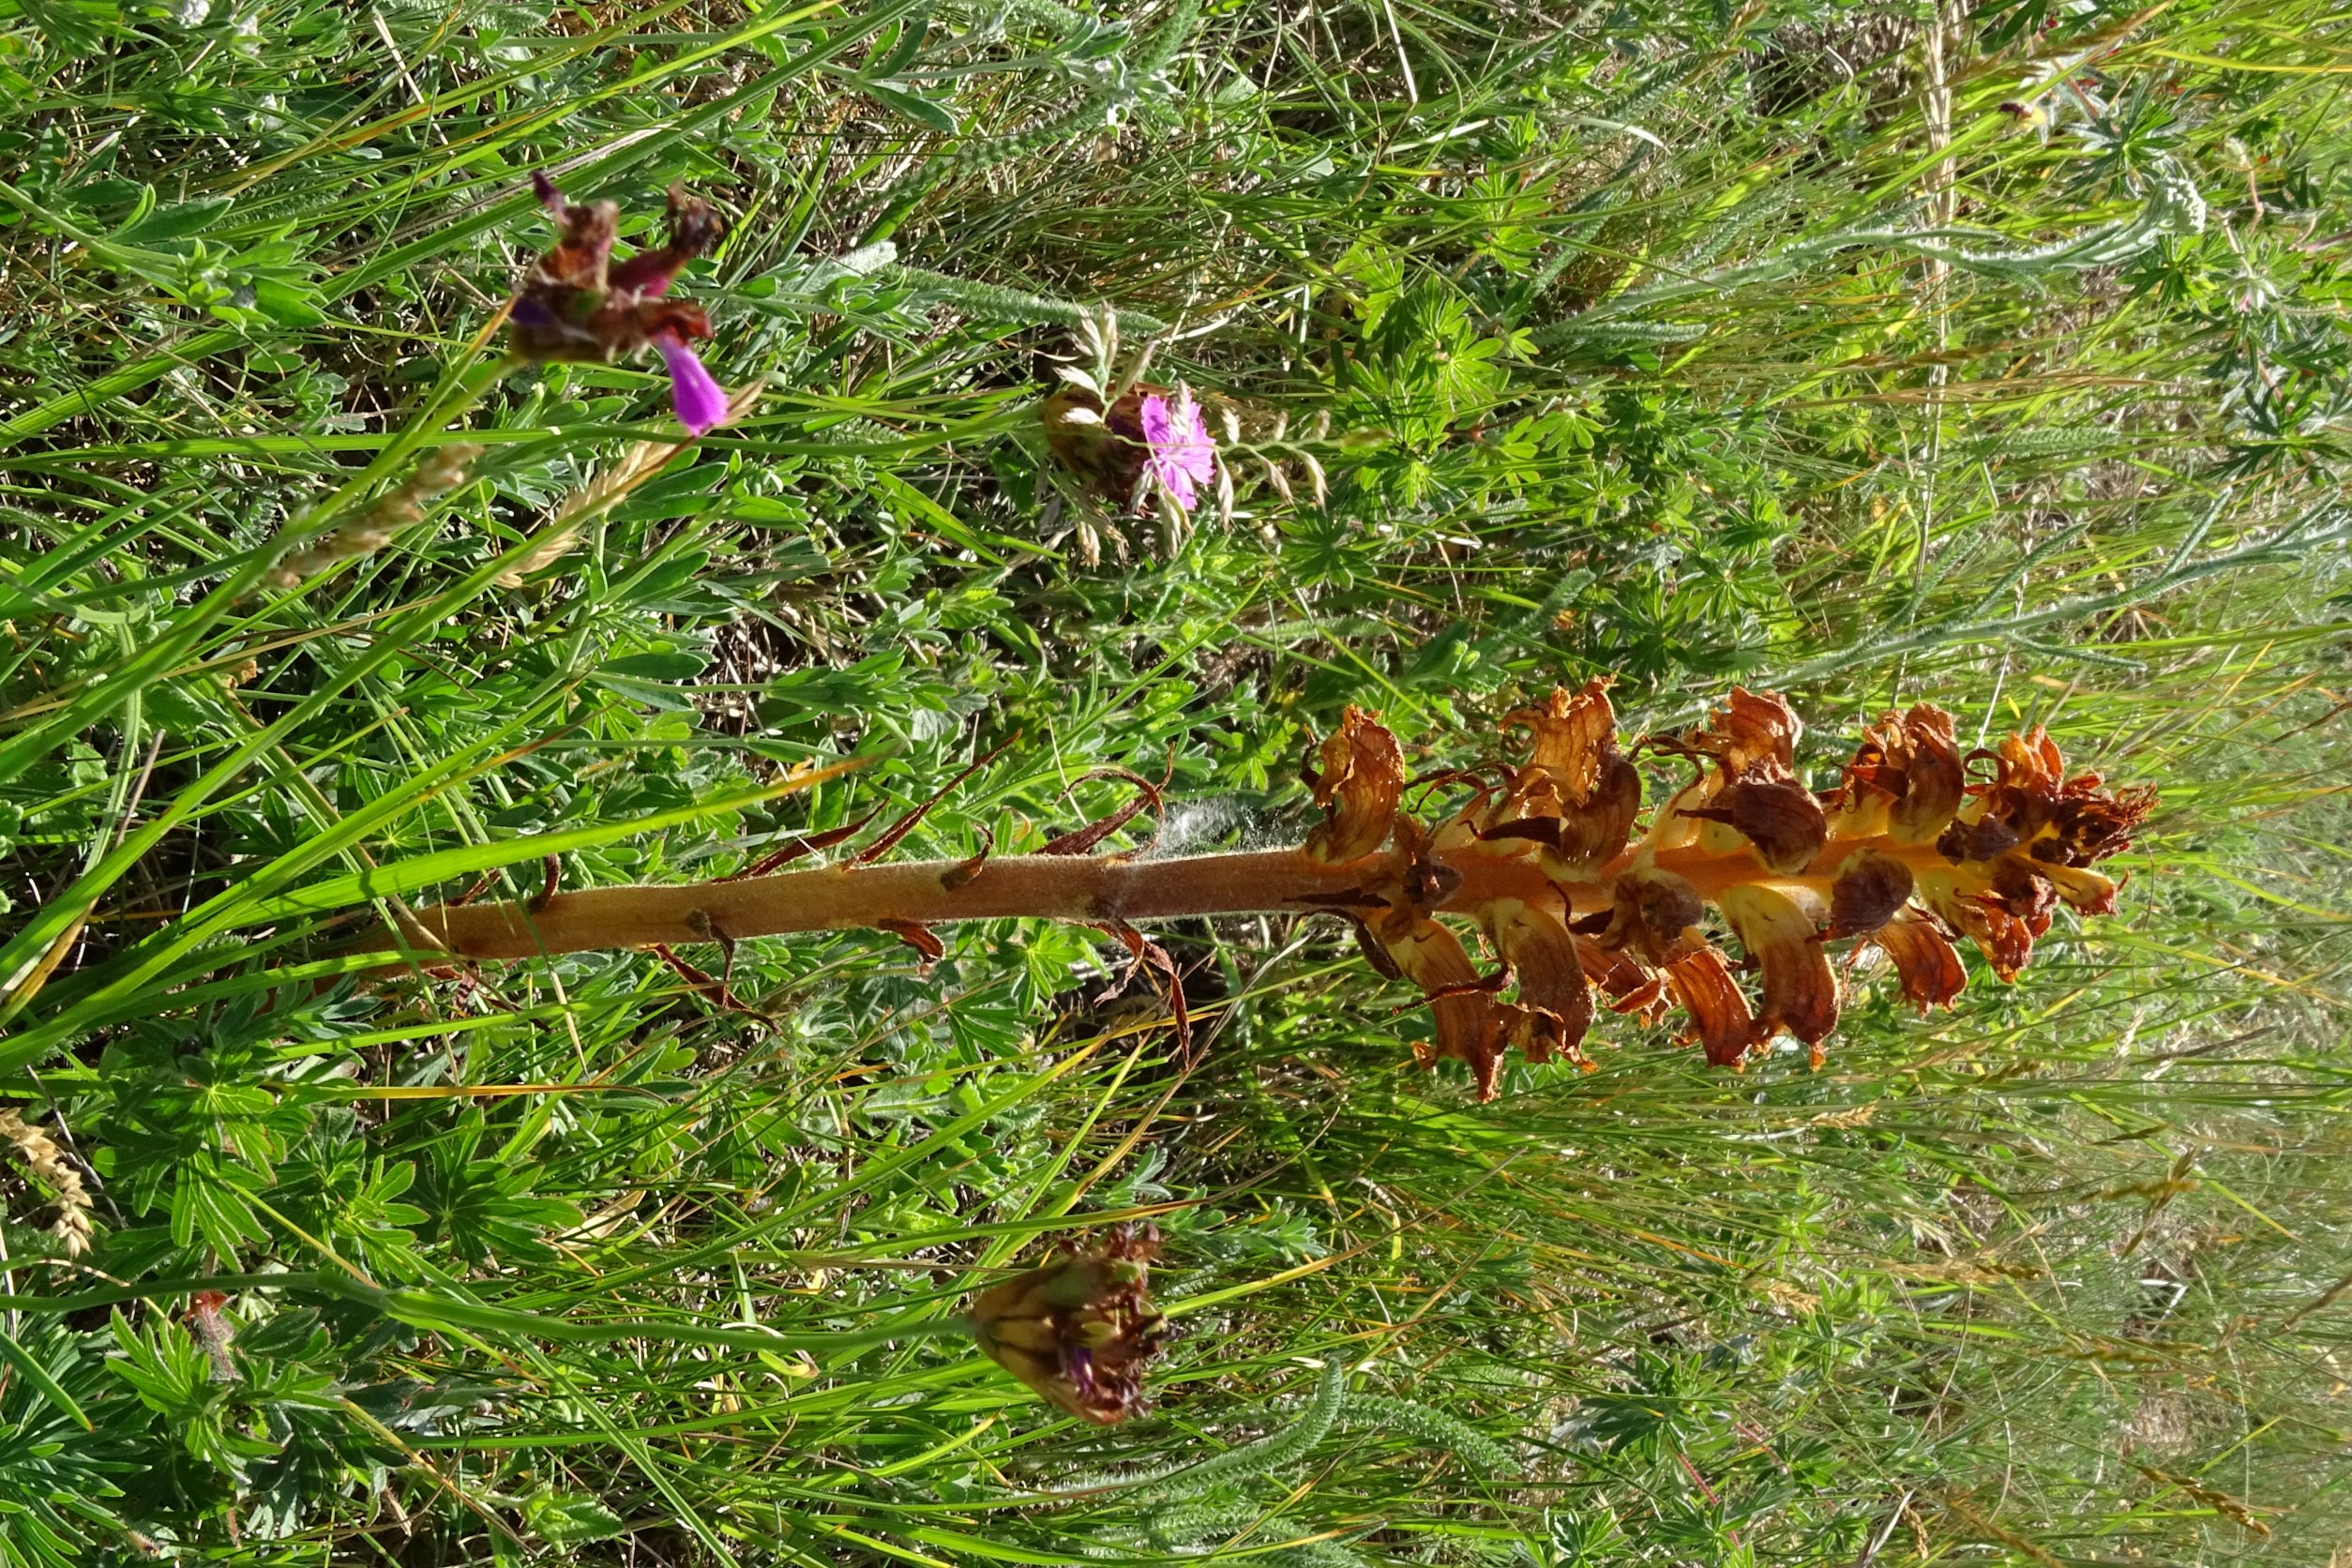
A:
391 849 1442 962
371 836 1955 968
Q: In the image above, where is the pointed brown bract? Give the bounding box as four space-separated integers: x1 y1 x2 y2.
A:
876 918 945 969
1664 948 1756 1067
1486 897 1596 1070
1288 689 2149 1094
1870 910 1969 1012
1834 704 1966 844
967 1224 1171 1425
1373 911 1508 1097
1304 706 1407 866
1580 940 1665 1017
610 186 725 297
1716 884 1839 1061
1479 679 1642 874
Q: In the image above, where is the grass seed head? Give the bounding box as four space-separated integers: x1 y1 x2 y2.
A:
0 1109 93 1257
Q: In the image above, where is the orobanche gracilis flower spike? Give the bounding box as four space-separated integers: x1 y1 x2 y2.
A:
966 1223 1171 1425
391 687 2154 1104
1304 685 2155 1094
512 174 729 436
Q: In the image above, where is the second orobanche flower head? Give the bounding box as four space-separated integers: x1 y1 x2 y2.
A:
966 1223 1172 1425
509 173 730 438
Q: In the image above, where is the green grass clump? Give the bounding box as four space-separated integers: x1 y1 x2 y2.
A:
3 0 2351 1561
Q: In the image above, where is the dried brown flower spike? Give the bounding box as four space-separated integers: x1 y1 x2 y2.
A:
966 1223 1171 1424
384 686 2151 1101
1308 686 2153 1092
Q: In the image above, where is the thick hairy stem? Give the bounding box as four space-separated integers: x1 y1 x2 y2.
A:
374 837 1958 967
395 848 1435 962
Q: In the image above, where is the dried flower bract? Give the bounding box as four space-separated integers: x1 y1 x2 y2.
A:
513 176 729 436
967 1223 1171 1424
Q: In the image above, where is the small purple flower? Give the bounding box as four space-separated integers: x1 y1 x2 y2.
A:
656 330 728 437
1138 389 1215 514
513 175 730 440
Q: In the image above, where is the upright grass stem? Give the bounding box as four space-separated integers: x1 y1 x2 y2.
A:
0 1270 976 1357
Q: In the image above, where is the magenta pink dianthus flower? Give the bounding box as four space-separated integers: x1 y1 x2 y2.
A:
1138 390 1215 514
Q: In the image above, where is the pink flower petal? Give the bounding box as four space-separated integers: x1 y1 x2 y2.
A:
1140 393 1176 449
655 331 728 437
1138 389 1217 514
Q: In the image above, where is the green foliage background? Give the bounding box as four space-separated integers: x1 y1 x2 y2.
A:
1 0 2348 1561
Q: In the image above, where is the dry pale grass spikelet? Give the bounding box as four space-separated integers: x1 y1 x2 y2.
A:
497 382 762 588
491 521 584 588
266 442 485 589
0 1108 94 1256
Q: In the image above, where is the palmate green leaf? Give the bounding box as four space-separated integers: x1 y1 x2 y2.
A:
103 1312 218 1425
0 1319 130 1565
597 650 712 683
526 1489 627 1547
113 196 235 248
168 1158 272 1259
585 671 706 711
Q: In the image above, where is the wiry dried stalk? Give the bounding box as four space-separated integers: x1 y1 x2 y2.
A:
381 687 2152 1095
